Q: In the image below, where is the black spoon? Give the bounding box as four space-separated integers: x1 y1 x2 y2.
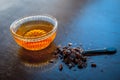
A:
83 47 117 56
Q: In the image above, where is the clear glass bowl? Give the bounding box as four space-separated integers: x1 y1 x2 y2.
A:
10 15 58 51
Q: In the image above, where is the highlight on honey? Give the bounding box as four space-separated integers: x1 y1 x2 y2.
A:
10 15 58 51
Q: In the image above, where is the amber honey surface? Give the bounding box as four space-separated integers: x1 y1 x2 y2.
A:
15 21 56 50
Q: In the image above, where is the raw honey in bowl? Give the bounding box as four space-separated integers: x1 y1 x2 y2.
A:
15 20 56 50
10 15 57 51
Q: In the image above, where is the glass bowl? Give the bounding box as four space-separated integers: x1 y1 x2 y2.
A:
10 15 58 51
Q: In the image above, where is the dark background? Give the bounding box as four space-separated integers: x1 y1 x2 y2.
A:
0 0 120 80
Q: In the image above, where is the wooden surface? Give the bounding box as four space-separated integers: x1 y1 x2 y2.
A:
0 0 120 80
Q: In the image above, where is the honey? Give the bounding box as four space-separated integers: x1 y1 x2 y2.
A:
14 21 56 50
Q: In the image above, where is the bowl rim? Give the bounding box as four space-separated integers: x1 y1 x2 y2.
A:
10 15 58 40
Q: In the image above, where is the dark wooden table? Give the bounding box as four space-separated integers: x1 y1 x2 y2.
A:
0 0 120 80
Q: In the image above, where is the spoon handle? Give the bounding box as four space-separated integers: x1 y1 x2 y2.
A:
83 47 117 56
